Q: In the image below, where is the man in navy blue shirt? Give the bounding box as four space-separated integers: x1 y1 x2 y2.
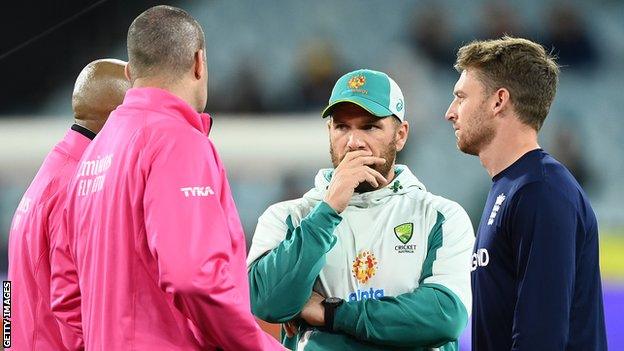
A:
445 36 607 350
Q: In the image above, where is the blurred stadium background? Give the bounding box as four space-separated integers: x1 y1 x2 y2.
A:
1 0 622 349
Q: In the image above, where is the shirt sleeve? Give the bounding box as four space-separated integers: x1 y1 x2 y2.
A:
333 206 475 348
508 181 577 350
142 132 282 351
248 201 341 322
49 188 84 350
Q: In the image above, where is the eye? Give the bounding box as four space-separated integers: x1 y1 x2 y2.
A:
363 124 380 130
334 123 348 130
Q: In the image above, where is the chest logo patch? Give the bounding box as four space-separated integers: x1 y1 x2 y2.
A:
352 251 378 284
394 223 414 244
487 193 506 225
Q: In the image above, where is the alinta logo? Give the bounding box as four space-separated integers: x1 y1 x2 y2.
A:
352 250 378 284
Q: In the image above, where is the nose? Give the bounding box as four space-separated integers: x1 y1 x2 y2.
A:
445 103 457 122
346 131 366 151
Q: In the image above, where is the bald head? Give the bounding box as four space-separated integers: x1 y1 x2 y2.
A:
72 59 130 133
127 5 205 82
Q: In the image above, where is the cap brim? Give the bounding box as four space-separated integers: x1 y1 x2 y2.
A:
321 96 393 118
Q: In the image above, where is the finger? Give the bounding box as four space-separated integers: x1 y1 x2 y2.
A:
342 150 372 163
354 156 386 167
284 322 296 338
338 156 384 174
285 327 294 338
360 170 379 188
364 166 388 185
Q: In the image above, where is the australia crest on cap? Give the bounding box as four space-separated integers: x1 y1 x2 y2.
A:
348 75 366 90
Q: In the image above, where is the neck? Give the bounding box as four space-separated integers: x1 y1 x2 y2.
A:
384 163 397 184
478 123 540 178
133 76 197 111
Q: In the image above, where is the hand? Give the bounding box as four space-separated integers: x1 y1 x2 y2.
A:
324 150 387 213
299 291 326 327
283 320 299 338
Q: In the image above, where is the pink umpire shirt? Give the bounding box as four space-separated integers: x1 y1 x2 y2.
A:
64 87 282 350
8 127 90 350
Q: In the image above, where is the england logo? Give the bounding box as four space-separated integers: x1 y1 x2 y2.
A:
487 193 506 225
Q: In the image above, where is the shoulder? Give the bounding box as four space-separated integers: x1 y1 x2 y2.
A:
414 189 471 224
33 149 78 205
260 197 317 224
505 180 585 231
511 172 579 211
145 119 210 150
403 189 474 242
135 121 217 171
510 151 580 195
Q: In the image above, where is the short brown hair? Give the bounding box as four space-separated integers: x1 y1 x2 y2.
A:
127 5 205 81
454 36 559 131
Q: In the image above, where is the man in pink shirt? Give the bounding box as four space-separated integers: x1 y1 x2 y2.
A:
8 59 129 350
64 6 283 350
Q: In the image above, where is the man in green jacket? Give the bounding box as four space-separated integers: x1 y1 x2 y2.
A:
247 69 474 350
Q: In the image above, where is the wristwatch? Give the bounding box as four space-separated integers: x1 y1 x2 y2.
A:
321 297 344 332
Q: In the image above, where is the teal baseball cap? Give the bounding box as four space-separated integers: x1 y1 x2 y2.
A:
321 69 405 121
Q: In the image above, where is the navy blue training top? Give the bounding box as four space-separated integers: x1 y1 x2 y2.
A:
471 149 607 351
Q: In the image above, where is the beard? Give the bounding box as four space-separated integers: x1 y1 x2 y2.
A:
457 106 496 156
330 139 397 193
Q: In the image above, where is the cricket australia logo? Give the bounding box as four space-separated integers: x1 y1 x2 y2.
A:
394 222 417 253
352 251 378 284
394 223 413 244
347 75 368 94
348 75 366 89
487 193 506 225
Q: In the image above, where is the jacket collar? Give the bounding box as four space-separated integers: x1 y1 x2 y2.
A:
122 87 212 135
57 127 92 162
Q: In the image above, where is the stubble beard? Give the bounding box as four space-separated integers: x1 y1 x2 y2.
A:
457 105 496 156
330 139 397 193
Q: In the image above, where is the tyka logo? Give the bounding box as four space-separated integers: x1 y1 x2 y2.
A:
180 186 215 197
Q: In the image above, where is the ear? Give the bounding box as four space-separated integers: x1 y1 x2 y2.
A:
124 64 132 82
395 121 409 151
194 49 205 80
492 87 510 116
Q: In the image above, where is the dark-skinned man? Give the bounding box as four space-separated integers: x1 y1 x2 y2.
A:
8 58 129 350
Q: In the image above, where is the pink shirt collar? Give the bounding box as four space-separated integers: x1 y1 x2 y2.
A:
58 128 92 161
122 87 212 135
